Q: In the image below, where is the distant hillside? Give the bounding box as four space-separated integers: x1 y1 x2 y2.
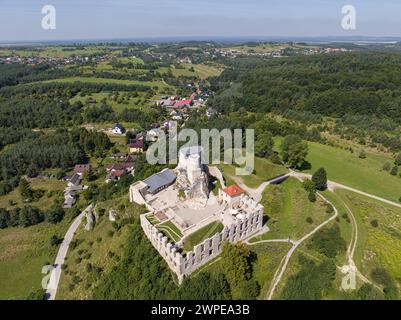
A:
210 52 401 122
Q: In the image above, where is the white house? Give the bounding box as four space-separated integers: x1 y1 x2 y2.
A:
219 184 246 207
146 128 161 142
112 123 125 135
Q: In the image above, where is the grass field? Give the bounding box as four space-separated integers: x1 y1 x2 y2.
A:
228 43 319 54
219 157 287 189
183 221 224 252
157 220 183 243
39 77 170 89
249 178 329 242
69 91 155 113
204 241 291 299
159 63 223 79
0 220 70 299
0 46 119 58
57 215 134 299
0 177 65 210
335 189 401 283
250 242 293 299
304 141 401 203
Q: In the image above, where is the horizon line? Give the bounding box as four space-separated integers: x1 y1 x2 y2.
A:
1 34 401 46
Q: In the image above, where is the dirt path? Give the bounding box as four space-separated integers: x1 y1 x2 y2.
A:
289 171 401 209
292 172 378 289
264 193 339 300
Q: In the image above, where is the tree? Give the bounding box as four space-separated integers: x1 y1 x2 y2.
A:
357 283 384 300
308 191 317 203
221 242 252 285
395 153 401 166
19 206 44 227
19 177 32 199
239 279 260 300
312 167 327 191
302 179 316 193
359 149 366 159
179 272 231 300
255 132 274 158
280 135 308 168
382 161 392 172
390 166 398 176
50 235 63 247
45 205 65 224
309 224 346 258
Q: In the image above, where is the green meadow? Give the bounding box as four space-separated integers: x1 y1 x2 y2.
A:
250 178 329 242
40 77 170 89
305 142 401 203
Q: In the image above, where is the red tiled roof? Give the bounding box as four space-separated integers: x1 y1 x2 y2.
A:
174 99 192 107
222 185 245 197
111 170 125 178
74 164 91 173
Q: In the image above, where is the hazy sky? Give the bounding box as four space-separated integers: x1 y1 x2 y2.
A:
1 0 401 42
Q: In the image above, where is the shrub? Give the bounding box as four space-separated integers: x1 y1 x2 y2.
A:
370 219 379 228
308 191 316 203
309 224 346 258
50 235 63 247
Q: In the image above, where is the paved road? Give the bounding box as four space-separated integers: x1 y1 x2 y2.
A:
45 204 93 300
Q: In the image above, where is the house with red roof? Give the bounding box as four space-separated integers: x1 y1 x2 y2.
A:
219 184 246 207
74 164 91 176
174 99 193 108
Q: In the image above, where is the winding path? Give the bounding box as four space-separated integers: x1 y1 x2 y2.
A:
45 204 93 300
289 171 401 209
235 169 398 299
264 193 338 300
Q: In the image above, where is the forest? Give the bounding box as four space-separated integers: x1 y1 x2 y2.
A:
208 52 401 152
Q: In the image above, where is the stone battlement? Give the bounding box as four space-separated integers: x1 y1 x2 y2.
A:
140 198 263 283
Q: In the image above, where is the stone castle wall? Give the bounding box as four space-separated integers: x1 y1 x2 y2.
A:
140 195 264 283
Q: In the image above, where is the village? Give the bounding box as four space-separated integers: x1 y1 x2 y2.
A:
61 87 218 211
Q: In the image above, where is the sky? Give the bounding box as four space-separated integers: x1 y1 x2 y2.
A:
1 0 401 42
